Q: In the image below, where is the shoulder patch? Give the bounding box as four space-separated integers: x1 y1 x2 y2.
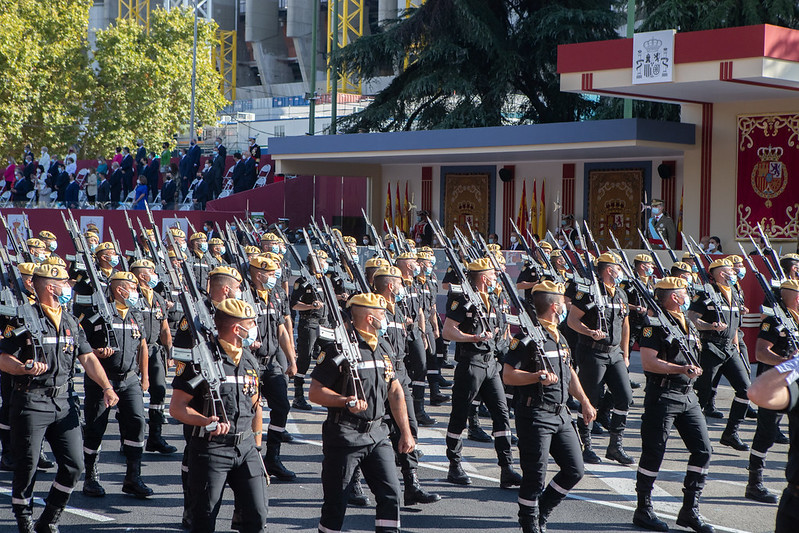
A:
294 281 300 290
509 338 520 350
692 294 700 302
761 322 770 332
642 327 653 338
317 351 326 364
3 325 13 338
575 292 584 300
175 361 186 376
179 318 189 331
450 300 459 311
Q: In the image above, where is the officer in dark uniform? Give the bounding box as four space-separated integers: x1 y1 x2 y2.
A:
248 136 261 169
744 279 799 503
170 298 268 533
417 251 447 406
189 232 216 291
442 257 522 487
130 259 176 454
748 333 799 532
634 277 713 533
516 241 553 303
82 271 153 498
373 266 441 506
248 256 298 480
290 249 329 411
309 293 414 533
688 258 751 450
566 252 633 465
647 199 677 249
0 264 119 533
503 281 596 533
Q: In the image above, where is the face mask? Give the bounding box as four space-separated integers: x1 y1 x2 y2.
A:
691 265 699 273
199 242 208 252
147 273 159 288
48 241 57 252
561 220 568 226
90 243 98 253
429 256 437 266
108 255 120 267
679 296 690 313
707 243 716 252
275 268 282 279
231 225 237 232
644 266 654 277
271 245 280 254
510 236 517 243
486 279 497 292
412 265 421 276
57 285 72 306
425 265 433 275
416 216 422 222
265 276 277 290
35 253 47 263
373 316 388 337
219 246 227 256
558 304 568 323
489 238 496 244
395 288 405 303
652 207 661 216
239 325 258 348
388 243 395 251
737 267 746 280
613 271 624 285
180 242 188 253
280 245 286 254
124 289 139 308
233 288 243 300
362 238 369 245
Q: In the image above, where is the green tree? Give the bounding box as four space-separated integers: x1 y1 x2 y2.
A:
0 0 94 157
332 0 620 132
84 7 227 157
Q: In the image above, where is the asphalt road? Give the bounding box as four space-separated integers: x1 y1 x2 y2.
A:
0 353 787 532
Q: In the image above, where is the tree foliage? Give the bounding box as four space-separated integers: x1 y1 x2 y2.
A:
333 0 620 132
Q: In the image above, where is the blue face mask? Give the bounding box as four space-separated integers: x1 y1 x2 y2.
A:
691 265 699 273
388 243 395 251
147 273 159 289
57 285 72 306
108 255 120 267
430 256 437 266
374 316 388 337
613 272 624 285
199 242 208 253
265 276 277 290
395 287 406 303
90 243 98 253
558 304 568 323
679 296 690 313
425 265 433 276
412 265 421 277
737 268 746 280
239 325 258 348
271 245 280 254
124 289 139 308
275 268 282 279
644 266 654 277
219 246 227 256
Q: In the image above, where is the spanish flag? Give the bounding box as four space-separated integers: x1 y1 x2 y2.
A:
395 182 403 235
538 179 546 239
530 179 537 238
517 180 528 234
384 182 393 232
404 182 410 233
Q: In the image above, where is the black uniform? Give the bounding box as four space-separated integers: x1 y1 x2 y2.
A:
311 331 401 533
191 250 218 291
1 306 92 522
402 278 428 413
776 381 799 532
636 317 712 502
173 343 267 533
291 276 327 397
505 323 584 524
444 289 513 468
516 261 543 303
137 287 172 450
689 283 750 438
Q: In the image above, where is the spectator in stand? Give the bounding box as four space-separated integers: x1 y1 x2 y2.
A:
160 142 172 175
109 161 123 209
121 146 134 199
64 173 80 208
10 168 32 206
194 165 212 210
35 166 50 207
96 171 110 208
22 153 35 178
186 138 201 188
96 156 108 177
144 152 159 201
161 172 177 210
135 139 147 180
708 235 723 254
178 147 189 198
231 152 246 193
65 155 77 176
242 148 257 189
211 144 225 198
54 162 69 203
22 143 33 163
214 136 227 161
3 156 16 191
112 146 123 166
133 175 148 210
86 167 98 204
38 147 51 175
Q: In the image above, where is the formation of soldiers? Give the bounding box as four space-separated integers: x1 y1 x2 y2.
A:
0 206 796 533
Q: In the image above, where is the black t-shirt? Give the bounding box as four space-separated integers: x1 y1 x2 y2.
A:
84 307 142 376
688 284 740 344
638 314 701 386
516 262 543 302
290 276 326 322
782 382 799 484
445 289 501 364
572 283 628 347
505 326 572 408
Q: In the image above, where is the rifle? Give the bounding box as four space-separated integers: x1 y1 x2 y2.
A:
330 227 369 294
304 229 365 407
0 213 23 263
582 220 601 257
427 216 491 335
166 230 228 433
134 216 170 292
123 211 145 262
473 232 554 376
107 226 130 272
748 234 782 286
755 223 786 280
573 223 609 336
223 221 256 307
653 226 678 264
637 228 667 278
361 208 392 263
62 210 120 353
738 242 799 355
453 226 480 262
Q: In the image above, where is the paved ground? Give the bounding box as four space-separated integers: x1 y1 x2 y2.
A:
0 353 787 532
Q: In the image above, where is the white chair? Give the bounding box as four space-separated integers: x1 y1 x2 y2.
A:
24 190 37 208
75 168 89 187
47 191 58 207
120 190 136 210
150 191 162 210
78 189 90 208
0 190 11 207
179 179 200 210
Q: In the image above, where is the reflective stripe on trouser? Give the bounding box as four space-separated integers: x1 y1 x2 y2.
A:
83 374 146 459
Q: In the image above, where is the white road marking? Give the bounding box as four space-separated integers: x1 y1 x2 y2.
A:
0 486 115 522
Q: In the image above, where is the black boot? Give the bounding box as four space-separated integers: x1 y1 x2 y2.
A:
122 455 154 498
347 468 370 506
676 489 714 533
82 453 105 497
428 377 450 406
437 374 453 388
633 491 668 531
720 399 749 451
446 461 472 485
16 515 34 533
37 449 55 470
33 502 64 533
467 405 492 443
292 380 312 411
538 485 566 533
413 386 435 426
146 410 177 454
703 389 724 418
519 512 541 533
577 419 601 464
606 432 635 465
745 466 777 503
264 439 296 482
499 464 522 489
403 468 441 505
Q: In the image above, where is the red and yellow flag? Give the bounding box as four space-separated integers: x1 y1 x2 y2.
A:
404 182 410 233
384 182 393 232
395 182 403 235
538 178 546 239
517 180 528 233
530 179 537 238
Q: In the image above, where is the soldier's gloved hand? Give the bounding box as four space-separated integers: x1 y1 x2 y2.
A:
345 396 367 413
103 388 119 408
24 361 48 376
93 347 114 359
683 365 703 377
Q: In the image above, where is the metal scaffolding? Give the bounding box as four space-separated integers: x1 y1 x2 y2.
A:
214 29 237 101
118 0 151 27
326 0 364 95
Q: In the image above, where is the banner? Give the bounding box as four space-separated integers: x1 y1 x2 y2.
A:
736 113 799 240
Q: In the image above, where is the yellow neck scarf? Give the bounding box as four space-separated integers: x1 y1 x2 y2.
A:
385 298 396 315
667 309 688 333
140 285 154 306
479 291 491 311
257 289 270 302
41 303 62 330
356 327 378 351
604 283 616 298
718 283 732 304
219 338 242 366
539 317 560 343
115 302 128 320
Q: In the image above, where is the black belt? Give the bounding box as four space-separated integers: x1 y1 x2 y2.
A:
333 411 380 433
699 334 735 347
201 428 254 446
107 371 134 383
578 340 614 353
648 377 692 394
14 382 69 398
525 399 568 415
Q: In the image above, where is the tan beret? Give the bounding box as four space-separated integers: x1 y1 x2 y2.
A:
347 293 387 310
533 281 564 295
33 264 68 280
209 266 242 282
467 258 493 272
215 298 256 319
